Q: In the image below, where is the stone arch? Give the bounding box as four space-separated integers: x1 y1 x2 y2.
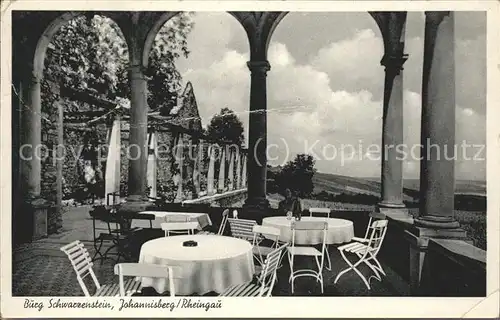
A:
369 12 408 56
142 12 250 69
142 12 181 68
33 12 79 80
33 11 129 80
267 12 392 60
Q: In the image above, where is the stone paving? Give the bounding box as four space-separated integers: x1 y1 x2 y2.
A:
11 205 409 297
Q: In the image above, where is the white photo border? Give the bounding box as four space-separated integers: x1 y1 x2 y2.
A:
1 0 499 318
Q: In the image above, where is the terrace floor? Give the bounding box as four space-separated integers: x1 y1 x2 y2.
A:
12 205 410 297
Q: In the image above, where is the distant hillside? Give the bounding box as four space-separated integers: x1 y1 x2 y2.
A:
266 165 486 198
312 172 486 198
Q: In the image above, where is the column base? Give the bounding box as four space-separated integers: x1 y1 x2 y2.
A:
378 200 406 209
18 196 50 242
242 197 270 223
414 215 461 229
48 204 63 235
377 202 412 223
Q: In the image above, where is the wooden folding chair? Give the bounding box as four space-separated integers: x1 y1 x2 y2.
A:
251 225 281 270
161 221 199 237
287 221 328 294
199 209 229 235
89 207 126 263
60 240 140 297
334 219 388 289
114 263 180 297
220 243 288 297
227 218 257 242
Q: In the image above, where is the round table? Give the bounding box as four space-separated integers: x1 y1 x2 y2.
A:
262 216 354 245
139 235 254 295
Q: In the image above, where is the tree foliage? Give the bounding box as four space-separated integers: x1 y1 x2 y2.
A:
42 12 195 139
275 154 316 198
148 13 194 115
43 13 194 111
40 13 194 194
206 108 245 146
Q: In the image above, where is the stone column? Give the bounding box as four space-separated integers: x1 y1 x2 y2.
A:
235 148 241 189
243 61 270 212
207 145 216 196
415 11 461 229
192 141 202 197
20 75 42 199
127 65 148 201
228 148 235 191
405 12 465 295
241 153 247 188
19 74 49 241
218 147 226 192
54 96 64 230
175 133 184 201
378 47 408 217
146 131 157 199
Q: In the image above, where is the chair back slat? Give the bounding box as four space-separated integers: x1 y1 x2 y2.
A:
161 221 199 236
161 221 199 230
67 245 87 260
61 241 85 255
72 251 91 266
228 218 256 240
309 207 331 218
75 261 93 276
164 214 190 223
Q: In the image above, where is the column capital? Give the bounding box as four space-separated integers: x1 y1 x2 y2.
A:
425 11 451 26
381 52 409 76
247 60 271 75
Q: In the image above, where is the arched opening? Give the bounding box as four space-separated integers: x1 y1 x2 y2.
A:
37 13 130 233
144 12 250 206
266 12 385 209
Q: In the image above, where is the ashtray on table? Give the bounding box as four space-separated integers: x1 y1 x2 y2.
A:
183 240 198 247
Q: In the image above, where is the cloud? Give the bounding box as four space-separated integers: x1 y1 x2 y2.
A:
182 50 250 137
176 13 486 181
403 33 486 115
176 12 249 72
309 29 385 99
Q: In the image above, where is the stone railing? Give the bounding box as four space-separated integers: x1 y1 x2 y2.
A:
377 214 487 297
418 238 486 296
182 188 247 207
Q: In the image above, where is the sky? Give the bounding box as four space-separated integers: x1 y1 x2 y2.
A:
173 12 486 181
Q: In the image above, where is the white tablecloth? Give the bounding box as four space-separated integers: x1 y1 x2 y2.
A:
262 216 354 245
132 211 212 229
139 235 254 295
